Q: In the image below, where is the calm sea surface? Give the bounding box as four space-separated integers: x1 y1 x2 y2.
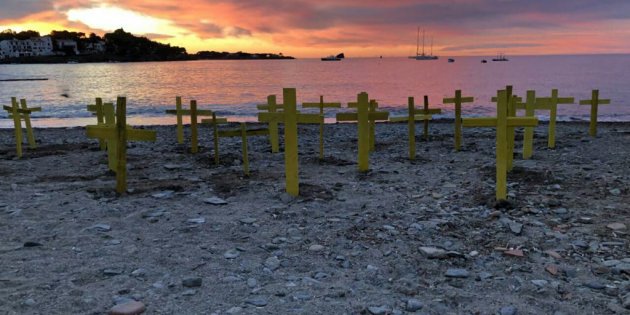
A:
1 54 629 128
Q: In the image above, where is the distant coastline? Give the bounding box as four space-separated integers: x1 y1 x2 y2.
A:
0 28 294 64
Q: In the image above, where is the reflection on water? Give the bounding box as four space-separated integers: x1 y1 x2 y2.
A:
1 55 629 128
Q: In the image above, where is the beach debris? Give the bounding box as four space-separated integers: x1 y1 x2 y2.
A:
443 90 474 151
445 268 470 278
389 96 434 160
245 296 268 307
336 93 389 172
86 97 156 194
3 97 41 158
580 90 610 137
545 264 559 275
302 95 341 159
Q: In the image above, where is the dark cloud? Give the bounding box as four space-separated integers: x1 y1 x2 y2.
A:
0 0 54 19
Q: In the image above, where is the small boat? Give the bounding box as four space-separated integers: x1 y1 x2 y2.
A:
481 59 488 63
408 27 438 60
448 58 455 63
492 53 509 61
321 55 341 61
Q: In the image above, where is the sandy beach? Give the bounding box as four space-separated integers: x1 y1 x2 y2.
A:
1 120 629 314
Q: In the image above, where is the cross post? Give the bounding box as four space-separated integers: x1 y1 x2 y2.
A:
579 90 610 137
166 98 217 153
389 96 433 160
302 95 341 159
257 96 283 153
443 90 474 151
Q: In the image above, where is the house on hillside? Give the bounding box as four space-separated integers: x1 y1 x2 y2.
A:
0 36 54 59
55 39 80 55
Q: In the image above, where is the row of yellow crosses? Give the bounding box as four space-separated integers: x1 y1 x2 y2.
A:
4 88 610 201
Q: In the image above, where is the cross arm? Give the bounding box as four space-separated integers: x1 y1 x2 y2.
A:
415 108 441 115
302 102 341 108
296 113 324 124
580 99 611 105
86 125 156 141
443 96 474 104
389 114 432 122
507 117 538 127
219 128 269 137
200 117 229 124
165 109 216 116
3 105 41 113
257 104 284 110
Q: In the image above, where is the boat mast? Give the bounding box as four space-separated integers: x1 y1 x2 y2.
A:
430 37 433 56
422 29 425 56
416 27 420 56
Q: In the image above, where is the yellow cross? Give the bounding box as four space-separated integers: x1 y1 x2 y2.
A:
87 98 116 150
3 97 41 158
390 96 433 160
166 97 217 153
258 88 323 196
257 96 283 153
340 98 390 153
443 90 474 151
302 95 341 159
579 90 610 137
463 89 538 201
535 89 575 149
205 113 269 176
336 93 389 172
86 97 156 194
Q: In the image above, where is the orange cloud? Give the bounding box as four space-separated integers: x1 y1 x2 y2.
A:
1 0 629 57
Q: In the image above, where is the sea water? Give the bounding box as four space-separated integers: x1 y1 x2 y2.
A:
1 54 629 128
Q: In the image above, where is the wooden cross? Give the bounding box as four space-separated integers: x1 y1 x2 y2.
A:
3 97 41 158
534 89 574 147
389 96 433 160
579 90 610 137
205 113 269 176
342 98 390 152
443 90 474 151
462 89 538 201
87 98 115 150
165 98 216 153
257 96 283 153
302 95 341 159
518 90 537 159
86 97 156 194
336 93 389 172
258 88 323 196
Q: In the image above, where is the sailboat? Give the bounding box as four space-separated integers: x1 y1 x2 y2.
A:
409 27 438 60
492 53 509 61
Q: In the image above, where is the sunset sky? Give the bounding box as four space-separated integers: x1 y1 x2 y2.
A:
1 0 630 57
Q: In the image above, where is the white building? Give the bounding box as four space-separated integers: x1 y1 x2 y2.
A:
0 36 54 59
84 40 106 54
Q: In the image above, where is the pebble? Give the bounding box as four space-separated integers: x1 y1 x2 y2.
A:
419 246 447 259
309 244 325 252
23 241 43 247
245 296 268 307
509 222 523 235
226 306 242 314
182 277 202 288
23 298 36 306
224 249 240 259
609 188 621 196
621 293 630 309
239 217 257 224
131 268 146 278
406 299 423 312
87 223 111 232
103 268 123 276
186 217 205 224
584 281 606 290
544 250 562 259
204 197 227 205
607 223 627 231
181 289 197 296
445 268 470 278
246 278 257 288
499 305 518 315
368 305 389 315
264 256 280 271
469 250 479 257
531 279 548 287
109 301 146 315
